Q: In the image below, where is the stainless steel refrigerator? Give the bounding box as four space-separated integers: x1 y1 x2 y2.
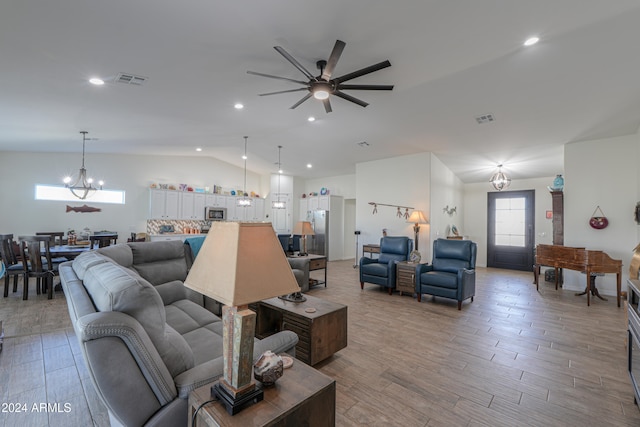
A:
308 210 328 257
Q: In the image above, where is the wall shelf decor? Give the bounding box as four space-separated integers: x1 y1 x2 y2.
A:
443 205 457 216
368 202 413 219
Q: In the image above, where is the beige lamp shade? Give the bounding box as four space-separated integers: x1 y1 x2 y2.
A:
293 221 315 236
184 222 300 306
407 210 429 224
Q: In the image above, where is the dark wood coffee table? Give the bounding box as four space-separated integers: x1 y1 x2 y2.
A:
188 359 335 426
255 294 347 366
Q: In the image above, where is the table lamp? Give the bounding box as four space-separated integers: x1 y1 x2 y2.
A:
184 222 300 415
293 221 314 256
407 210 428 251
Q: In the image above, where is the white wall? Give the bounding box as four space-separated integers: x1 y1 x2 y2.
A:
355 153 430 256
0 151 261 240
463 177 555 268
429 154 463 260
562 134 639 294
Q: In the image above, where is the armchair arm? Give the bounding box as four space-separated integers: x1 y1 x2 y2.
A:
457 268 476 301
360 257 377 266
77 311 177 405
174 330 298 398
287 257 310 271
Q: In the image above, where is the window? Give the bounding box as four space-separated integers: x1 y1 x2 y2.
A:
494 197 525 247
35 185 125 204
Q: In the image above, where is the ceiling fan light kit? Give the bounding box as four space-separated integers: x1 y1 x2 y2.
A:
248 40 393 113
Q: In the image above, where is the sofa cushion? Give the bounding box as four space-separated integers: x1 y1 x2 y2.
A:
97 243 134 268
128 241 188 286
432 258 470 274
83 261 194 377
360 262 389 278
72 251 111 280
164 300 224 366
420 271 459 289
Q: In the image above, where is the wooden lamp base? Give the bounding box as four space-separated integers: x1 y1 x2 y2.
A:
211 381 264 415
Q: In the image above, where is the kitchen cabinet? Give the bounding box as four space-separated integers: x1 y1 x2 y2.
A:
299 195 341 220
181 192 206 220
204 194 226 208
149 189 180 219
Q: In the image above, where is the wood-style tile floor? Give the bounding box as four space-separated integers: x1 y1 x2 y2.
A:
0 261 638 426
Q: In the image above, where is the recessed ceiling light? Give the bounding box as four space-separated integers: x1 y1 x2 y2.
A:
307 164 312 168
234 103 244 109
524 36 539 46
89 78 105 85
308 116 316 122
196 147 202 152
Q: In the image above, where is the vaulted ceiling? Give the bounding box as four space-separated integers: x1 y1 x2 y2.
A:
2 0 640 183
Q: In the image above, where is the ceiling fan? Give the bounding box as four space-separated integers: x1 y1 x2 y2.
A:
247 40 393 113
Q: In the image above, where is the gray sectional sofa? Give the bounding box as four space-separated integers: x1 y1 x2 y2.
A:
59 240 298 427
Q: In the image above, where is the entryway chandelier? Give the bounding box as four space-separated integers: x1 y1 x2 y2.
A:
63 131 104 200
272 146 286 209
490 164 511 191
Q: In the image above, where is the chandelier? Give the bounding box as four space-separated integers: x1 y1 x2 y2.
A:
236 136 252 208
490 164 511 191
63 131 104 200
272 146 286 209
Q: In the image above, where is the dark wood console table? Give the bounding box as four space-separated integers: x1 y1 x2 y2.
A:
255 295 347 366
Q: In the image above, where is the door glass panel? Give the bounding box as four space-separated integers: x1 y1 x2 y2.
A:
494 197 525 247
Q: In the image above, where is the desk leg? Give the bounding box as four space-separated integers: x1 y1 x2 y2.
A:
324 265 327 287
617 273 621 308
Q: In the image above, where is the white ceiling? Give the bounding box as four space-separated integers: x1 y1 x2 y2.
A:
2 0 640 183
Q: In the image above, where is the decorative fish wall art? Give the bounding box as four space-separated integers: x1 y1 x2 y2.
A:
66 205 102 213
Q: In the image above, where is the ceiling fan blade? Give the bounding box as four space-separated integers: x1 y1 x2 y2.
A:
334 60 391 83
274 46 315 80
337 84 394 91
290 93 313 109
323 98 332 114
333 91 369 108
247 71 307 85
259 88 309 96
321 40 346 81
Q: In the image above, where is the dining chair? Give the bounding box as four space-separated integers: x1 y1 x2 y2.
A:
18 235 58 300
90 234 118 248
35 232 70 263
35 231 65 246
0 234 27 298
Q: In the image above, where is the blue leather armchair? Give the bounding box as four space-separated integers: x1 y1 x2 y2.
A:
360 236 413 295
417 238 477 310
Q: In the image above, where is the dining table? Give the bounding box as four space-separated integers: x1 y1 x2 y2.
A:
50 244 97 260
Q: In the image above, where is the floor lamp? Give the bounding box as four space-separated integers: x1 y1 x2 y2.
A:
184 222 300 415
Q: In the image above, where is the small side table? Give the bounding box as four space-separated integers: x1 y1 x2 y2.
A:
396 261 422 297
363 244 380 258
188 359 336 426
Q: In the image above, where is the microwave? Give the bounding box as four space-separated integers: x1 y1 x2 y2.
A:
204 206 227 221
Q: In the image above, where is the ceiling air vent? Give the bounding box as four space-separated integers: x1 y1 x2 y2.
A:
475 113 495 124
115 73 148 86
